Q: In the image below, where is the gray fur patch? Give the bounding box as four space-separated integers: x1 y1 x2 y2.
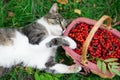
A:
44 13 67 30
45 56 56 68
0 28 15 46
46 38 69 47
21 22 48 44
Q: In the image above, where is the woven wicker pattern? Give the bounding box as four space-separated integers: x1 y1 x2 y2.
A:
63 15 120 78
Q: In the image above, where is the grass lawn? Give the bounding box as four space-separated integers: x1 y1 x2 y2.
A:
0 0 120 80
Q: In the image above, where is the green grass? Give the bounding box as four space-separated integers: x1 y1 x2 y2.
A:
0 0 120 80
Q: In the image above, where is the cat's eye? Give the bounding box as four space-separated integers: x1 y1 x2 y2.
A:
56 19 60 24
56 17 63 23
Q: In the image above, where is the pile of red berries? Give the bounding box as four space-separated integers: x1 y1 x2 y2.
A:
69 22 120 61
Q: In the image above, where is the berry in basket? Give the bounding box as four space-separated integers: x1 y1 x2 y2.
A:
68 22 120 61
63 15 120 78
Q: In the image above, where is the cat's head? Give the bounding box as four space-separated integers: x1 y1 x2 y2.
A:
38 3 68 36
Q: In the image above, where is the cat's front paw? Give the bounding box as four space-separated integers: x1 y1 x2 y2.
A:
64 37 77 49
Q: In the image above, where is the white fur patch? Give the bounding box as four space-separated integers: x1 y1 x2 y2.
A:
0 31 56 69
37 17 63 36
63 37 77 49
50 64 81 73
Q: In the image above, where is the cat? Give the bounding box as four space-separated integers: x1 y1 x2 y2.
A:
0 3 83 77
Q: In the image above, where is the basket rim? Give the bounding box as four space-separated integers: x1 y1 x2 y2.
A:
63 17 120 78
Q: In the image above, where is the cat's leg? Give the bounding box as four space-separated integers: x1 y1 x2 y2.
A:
44 52 81 74
45 36 81 73
46 36 76 49
45 63 81 74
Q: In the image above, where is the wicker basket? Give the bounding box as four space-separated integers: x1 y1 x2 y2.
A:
63 15 120 78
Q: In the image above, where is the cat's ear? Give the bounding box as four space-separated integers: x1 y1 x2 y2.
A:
49 3 58 13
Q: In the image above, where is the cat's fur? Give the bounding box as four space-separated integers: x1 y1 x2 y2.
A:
0 3 82 77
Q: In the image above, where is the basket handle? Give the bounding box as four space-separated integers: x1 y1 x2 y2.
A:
81 15 112 65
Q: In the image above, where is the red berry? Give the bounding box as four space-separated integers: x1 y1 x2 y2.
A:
68 22 120 63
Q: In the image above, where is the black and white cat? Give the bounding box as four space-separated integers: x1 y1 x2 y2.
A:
0 3 83 76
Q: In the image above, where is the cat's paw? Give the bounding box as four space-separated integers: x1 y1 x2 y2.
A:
68 65 82 73
64 37 77 49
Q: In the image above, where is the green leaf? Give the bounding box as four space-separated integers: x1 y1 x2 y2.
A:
54 74 63 78
112 68 120 76
54 77 59 80
26 67 33 74
97 59 102 70
101 62 107 74
34 72 40 80
109 62 119 66
39 74 45 80
97 59 107 74
44 73 53 80
104 58 118 62
112 65 119 69
108 64 112 73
